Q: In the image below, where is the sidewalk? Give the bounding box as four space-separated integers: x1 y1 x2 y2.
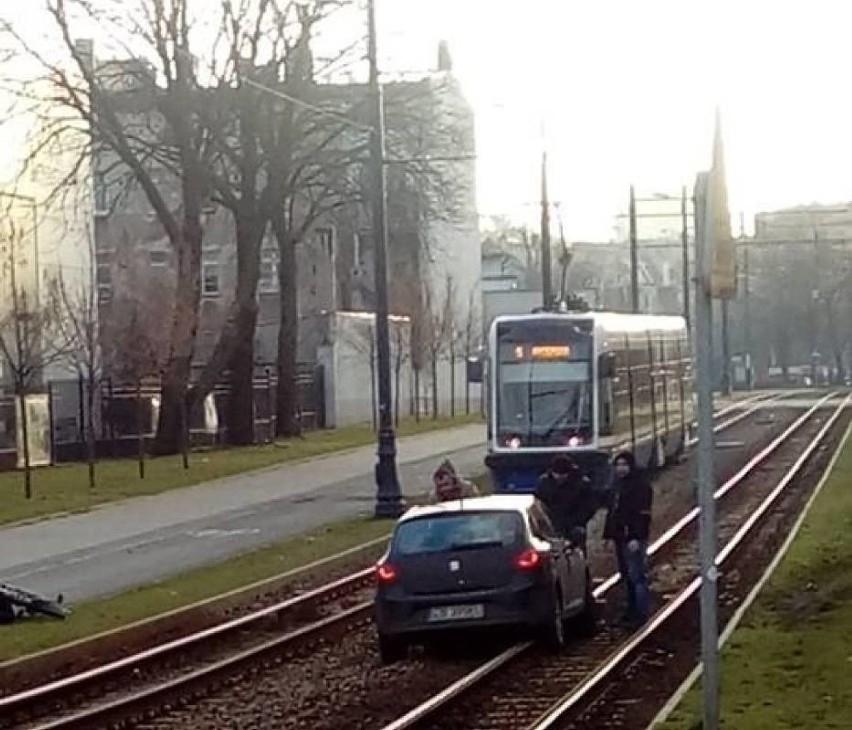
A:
0 391 766 603
0 424 485 601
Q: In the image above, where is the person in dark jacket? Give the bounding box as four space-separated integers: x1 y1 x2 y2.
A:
603 451 653 629
431 459 480 502
534 455 598 552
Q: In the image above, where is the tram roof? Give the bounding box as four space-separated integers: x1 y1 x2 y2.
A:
490 310 687 335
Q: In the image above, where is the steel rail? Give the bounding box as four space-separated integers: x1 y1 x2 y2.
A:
377 391 838 730
0 569 373 719
4 390 804 729
527 392 850 730
27 602 375 730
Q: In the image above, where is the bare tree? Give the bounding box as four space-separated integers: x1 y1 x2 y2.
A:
0 212 70 498
340 315 377 431
52 249 100 488
460 288 481 415
391 319 410 427
101 272 171 479
1 0 222 454
420 279 452 420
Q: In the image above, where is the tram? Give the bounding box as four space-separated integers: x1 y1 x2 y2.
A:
484 311 695 492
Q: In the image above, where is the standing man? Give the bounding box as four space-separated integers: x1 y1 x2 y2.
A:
534 454 598 553
603 451 653 629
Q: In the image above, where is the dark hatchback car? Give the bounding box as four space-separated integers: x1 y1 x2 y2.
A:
374 495 595 663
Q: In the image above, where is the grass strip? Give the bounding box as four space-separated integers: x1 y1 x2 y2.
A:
0 413 482 526
657 433 852 729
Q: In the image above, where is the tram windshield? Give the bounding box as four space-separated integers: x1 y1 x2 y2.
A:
494 320 593 448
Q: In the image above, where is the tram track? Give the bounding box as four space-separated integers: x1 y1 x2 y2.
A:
374 393 850 730
0 390 810 730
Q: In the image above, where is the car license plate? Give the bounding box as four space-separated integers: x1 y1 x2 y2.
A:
428 604 485 622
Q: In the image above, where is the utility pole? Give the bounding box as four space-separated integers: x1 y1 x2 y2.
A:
367 0 404 518
743 237 752 388
540 149 552 309
721 299 731 393
682 186 691 334
694 171 719 730
739 212 752 389
629 184 639 313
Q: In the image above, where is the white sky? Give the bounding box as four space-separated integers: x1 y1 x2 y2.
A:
5 0 852 240
379 0 852 239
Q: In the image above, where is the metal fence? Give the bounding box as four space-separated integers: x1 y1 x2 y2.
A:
0 363 325 469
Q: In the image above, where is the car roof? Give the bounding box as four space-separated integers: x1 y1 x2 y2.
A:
397 495 535 524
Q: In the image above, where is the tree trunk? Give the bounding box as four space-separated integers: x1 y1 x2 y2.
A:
86 375 97 488
136 379 146 480
370 338 377 432
414 367 420 422
17 390 32 499
394 359 401 427
275 224 301 437
464 351 471 415
449 346 455 419
431 352 439 419
154 219 202 454
225 302 259 446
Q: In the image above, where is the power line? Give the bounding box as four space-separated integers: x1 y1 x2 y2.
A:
243 77 374 132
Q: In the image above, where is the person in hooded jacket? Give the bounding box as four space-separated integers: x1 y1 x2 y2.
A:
431 459 480 502
603 451 653 629
534 454 599 553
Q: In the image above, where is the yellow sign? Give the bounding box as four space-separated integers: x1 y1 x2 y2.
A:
704 110 737 300
530 345 571 360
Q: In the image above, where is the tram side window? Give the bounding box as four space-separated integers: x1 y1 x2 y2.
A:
599 352 617 436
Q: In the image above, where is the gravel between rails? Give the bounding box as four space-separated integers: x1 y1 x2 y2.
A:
1 541 390 701
131 404 808 730
554 408 851 730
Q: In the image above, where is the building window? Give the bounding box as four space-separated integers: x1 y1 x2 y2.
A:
259 250 278 294
96 264 112 287
317 227 334 258
355 231 371 267
149 250 168 267
94 172 108 215
96 263 113 303
202 261 220 297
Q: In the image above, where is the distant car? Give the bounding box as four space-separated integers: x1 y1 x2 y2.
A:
374 495 596 663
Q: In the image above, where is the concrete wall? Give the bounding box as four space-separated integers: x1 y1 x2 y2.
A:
318 311 482 428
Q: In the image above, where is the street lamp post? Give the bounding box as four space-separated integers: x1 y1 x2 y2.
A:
367 0 404 518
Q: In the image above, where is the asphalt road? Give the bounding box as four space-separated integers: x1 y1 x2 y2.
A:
0 428 485 603
0 395 811 605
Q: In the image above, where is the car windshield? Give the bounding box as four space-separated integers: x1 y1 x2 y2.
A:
393 512 525 556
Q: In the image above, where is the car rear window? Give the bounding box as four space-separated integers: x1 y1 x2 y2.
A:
393 511 525 555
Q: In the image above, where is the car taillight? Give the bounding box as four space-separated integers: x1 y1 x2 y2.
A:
513 548 543 571
376 561 399 585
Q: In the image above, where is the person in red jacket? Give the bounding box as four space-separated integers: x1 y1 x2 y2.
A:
603 451 653 629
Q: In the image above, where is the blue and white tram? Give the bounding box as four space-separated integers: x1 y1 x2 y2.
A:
484 311 695 493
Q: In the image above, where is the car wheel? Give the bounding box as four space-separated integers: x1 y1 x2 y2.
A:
539 589 566 652
378 633 408 664
575 569 598 637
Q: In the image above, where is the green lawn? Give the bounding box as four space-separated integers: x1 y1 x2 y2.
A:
0 516 394 662
0 413 482 526
657 430 852 730
0 470 493 662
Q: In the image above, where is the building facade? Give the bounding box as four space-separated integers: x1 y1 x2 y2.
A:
91 43 480 427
